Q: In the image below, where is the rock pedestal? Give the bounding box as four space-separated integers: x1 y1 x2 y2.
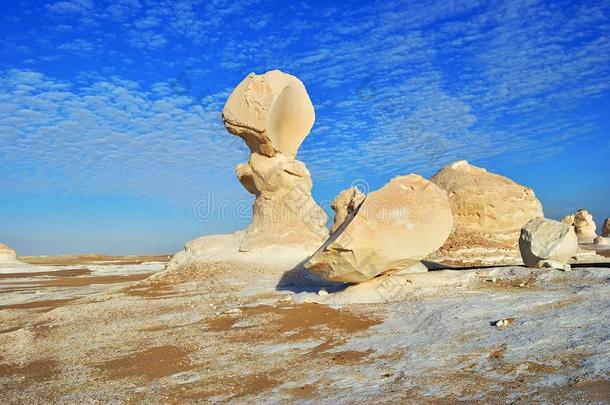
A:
222 70 328 251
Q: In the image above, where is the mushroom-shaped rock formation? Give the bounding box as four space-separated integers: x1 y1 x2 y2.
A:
573 209 597 243
330 187 366 233
305 174 453 283
519 218 577 270
222 70 328 251
0 243 17 261
428 160 543 266
602 218 610 237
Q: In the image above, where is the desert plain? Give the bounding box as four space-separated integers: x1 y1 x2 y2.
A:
1 70 609 404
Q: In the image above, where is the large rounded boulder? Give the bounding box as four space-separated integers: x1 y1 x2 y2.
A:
305 174 453 283
429 160 543 265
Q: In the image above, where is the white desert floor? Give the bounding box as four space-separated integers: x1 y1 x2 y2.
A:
0 252 609 404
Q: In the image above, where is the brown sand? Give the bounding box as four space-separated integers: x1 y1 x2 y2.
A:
0 298 78 311
2 273 154 288
19 254 171 266
96 345 190 380
0 268 92 279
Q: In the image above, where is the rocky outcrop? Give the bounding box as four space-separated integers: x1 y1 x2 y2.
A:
222 70 328 251
428 160 543 266
602 218 610 237
0 243 17 261
305 174 453 283
519 218 577 270
330 187 366 233
573 209 596 243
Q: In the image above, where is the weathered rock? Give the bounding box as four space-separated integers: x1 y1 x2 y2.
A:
0 243 17 260
593 236 610 246
305 174 453 283
223 70 328 251
519 217 577 270
560 215 574 226
601 218 610 237
428 160 543 266
573 209 596 243
222 70 315 159
330 187 366 233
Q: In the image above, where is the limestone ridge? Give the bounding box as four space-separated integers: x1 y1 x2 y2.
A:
222 70 328 251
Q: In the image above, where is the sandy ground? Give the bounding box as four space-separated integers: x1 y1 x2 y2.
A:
0 251 609 404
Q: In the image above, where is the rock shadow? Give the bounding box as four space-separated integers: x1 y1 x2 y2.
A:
275 258 346 294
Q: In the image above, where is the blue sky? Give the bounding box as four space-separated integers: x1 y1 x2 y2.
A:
1 0 609 255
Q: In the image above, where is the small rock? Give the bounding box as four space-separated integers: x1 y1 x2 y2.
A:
495 318 515 328
317 288 328 296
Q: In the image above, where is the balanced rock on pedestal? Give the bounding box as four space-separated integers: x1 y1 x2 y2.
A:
222 70 328 251
305 174 453 283
519 218 577 270
428 160 543 266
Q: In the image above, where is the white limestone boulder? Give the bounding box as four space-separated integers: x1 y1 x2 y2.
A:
519 217 577 270
428 160 543 266
305 174 453 283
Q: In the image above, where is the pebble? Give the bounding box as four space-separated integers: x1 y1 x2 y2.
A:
317 288 328 296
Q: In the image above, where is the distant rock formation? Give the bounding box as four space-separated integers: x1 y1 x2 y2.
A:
573 209 597 243
560 214 575 226
0 243 17 261
428 160 543 266
519 218 577 271
560 210 598 243
222 70 328 251
602 218 610 237
330 187 365 233
594 236 609 246
305 174 453 283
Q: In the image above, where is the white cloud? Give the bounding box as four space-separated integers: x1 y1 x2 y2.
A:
0 69 249 205
46 0 93 15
